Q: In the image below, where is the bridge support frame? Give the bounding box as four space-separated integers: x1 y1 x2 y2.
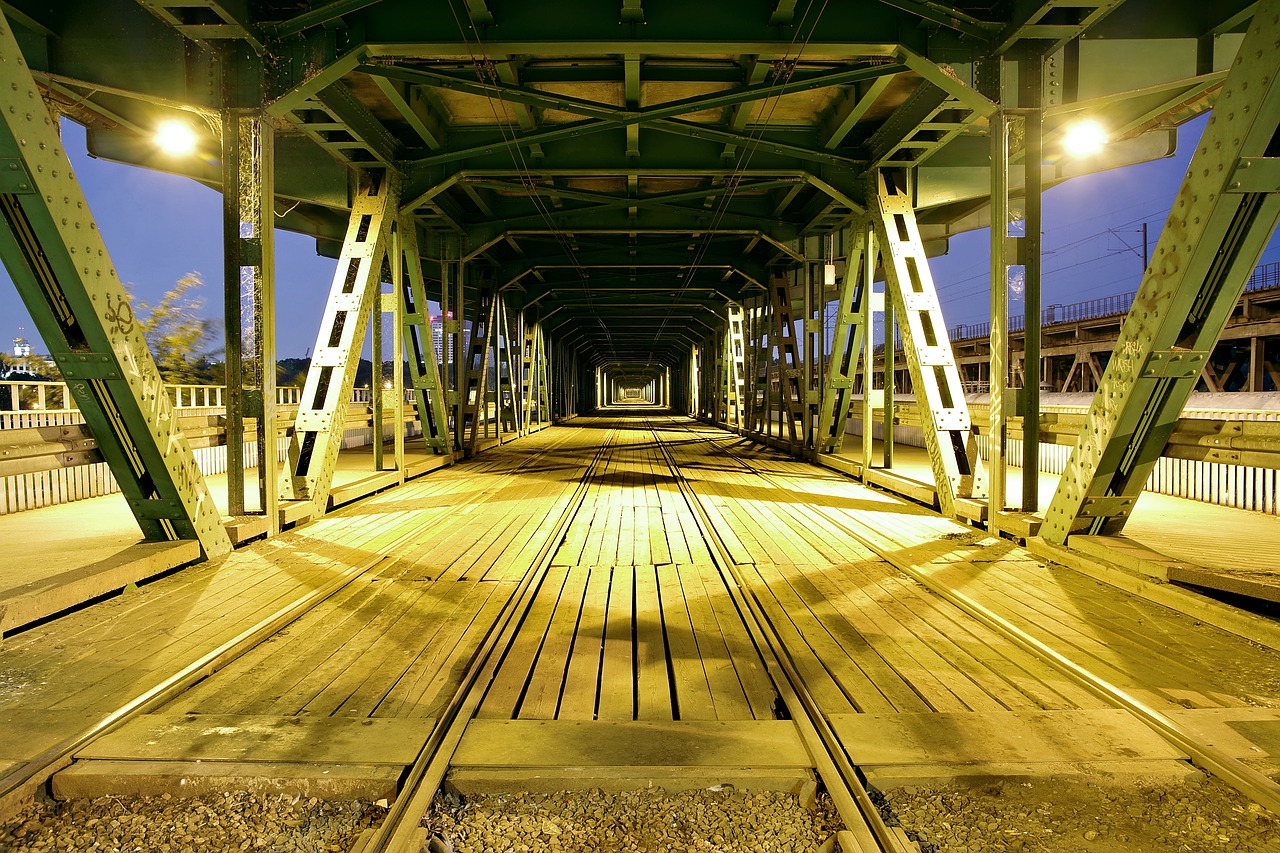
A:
285 172 399 511
221 102 280 532
398 219 452 455
1043 2 1280 543
724 300 747 430
0 12 231 557
817 224 873 455
870 168 984 517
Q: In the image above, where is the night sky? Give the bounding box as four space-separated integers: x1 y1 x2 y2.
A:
3 114 1277 362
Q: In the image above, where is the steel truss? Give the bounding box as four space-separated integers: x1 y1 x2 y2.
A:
285 173 400 510
462 286 496 456
870 168 984 516
398 219 452 455
816 225 875 455
1043 2 1280 542
0 13 231 557
770 275 806 447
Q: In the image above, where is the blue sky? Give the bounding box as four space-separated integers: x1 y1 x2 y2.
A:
3 114 1276 360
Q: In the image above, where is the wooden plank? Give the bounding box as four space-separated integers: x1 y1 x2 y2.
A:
654 565 718 721
377 582 512 720
633 565 671 721
557 566 610 720
688 564 777 721
829 710 1186 766
53 760 400 801
454 719 810 769
597 566 635 720
476 565 570 719
831 559 1099 712
78 713 433 765
519 567 591 720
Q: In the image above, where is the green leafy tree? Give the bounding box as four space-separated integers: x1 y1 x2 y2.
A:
132 272 223 384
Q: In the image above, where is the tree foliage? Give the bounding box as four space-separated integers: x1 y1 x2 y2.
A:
132 272 223 384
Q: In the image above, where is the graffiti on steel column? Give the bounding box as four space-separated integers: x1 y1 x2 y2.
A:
104 292 136 336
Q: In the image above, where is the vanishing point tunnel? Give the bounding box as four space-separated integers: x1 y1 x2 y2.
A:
3 2 1280 852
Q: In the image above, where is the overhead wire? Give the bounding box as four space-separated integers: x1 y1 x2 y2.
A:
440 0 621 367
647 0 832 364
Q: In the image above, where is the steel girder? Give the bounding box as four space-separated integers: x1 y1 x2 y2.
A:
285 173 400 509
870 169 984 517
0 9 231 557
816 225 875 455
1042 1 1280 543
222 105 279 531
397 218 452 455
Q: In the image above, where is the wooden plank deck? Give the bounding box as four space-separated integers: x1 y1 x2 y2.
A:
3 417 1279 801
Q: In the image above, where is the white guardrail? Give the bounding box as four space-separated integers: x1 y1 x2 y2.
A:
0 382 418 514
846 392 1280 516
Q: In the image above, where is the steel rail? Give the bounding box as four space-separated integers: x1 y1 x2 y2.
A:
0 426 580 819
644 418 910 853
695 423 1280 817
356 428 620 853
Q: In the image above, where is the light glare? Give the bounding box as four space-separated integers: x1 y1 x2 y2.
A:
1063 120 1107 157
155 121 197 156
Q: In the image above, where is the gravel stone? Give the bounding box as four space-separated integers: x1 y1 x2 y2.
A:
877 776 1280 853
421 787 844 852
0 790 381 852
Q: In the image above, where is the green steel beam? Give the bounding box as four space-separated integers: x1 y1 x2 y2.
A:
285 172 400 511
368 74 445 149
872 0 997 41
0 8 231 556
992 0 1128 56
262 0 384 38
1042 2 1280 542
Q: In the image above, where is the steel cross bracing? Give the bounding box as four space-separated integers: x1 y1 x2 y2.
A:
870 169 984 517
1043 0 1280 543
285 174 400 511
724 301 747 430
397 218 452 456
521 321 551 433
770 276 807 448
0 12 231 557
816 226 873 455
462 286 496 456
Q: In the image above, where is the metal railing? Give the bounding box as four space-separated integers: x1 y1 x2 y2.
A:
948 259 1280 343
0 382 406 429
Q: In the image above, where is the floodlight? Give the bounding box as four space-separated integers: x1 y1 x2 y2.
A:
155 120 197 156
1062 120 1107 157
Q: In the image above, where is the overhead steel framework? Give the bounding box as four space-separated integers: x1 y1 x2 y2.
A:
0 0 1272 549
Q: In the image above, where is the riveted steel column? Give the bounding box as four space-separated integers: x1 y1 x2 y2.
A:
399 220 451 455
989 105 1010 530
0 10 230 556
1020 51 1044 512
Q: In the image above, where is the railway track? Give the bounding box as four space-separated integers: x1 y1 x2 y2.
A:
337 419 903 853
4 416 1279 853
0 426 599 822
663 418 1280 817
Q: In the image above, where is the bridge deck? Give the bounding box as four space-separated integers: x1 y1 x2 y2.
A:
2 419 1279 804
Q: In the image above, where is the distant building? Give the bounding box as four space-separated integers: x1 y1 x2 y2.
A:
13 336 30 358
431 312 453 366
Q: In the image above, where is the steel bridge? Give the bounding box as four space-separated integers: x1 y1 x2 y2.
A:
4 2 1280 851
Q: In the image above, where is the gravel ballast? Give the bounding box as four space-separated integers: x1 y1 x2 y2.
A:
878 776 1280 852
0 791 379 852
421 787 844 852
